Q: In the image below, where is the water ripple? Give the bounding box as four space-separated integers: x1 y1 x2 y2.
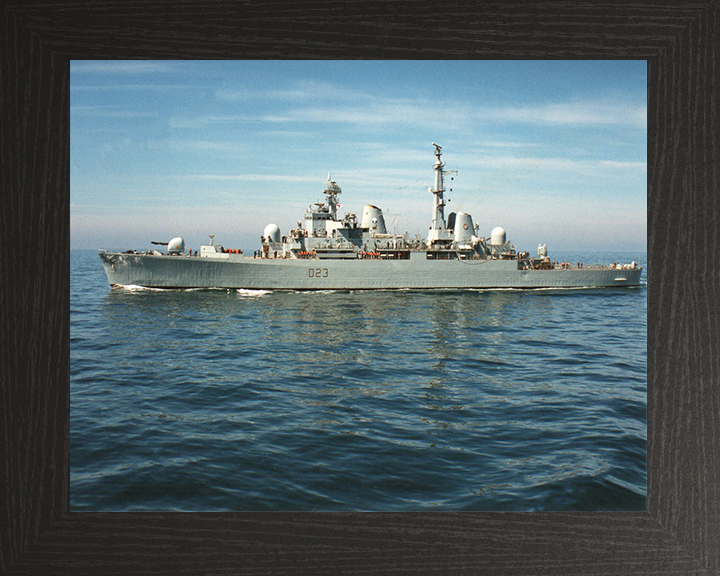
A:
71 249 646 511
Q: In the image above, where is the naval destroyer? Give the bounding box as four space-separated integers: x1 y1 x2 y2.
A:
99 144 642 290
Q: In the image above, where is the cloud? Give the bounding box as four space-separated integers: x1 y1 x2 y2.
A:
599 161 647 170
233 98 644 132
476 141 540 149
71 106 157 119
223 79 646 130
177 77 647 133
214 80 362 103
260 96 471 128
156 140 246 153
169 115 254 128
169 102 451 128
483 102 647 129
458 154 647 175
184 174 319 183
71 61 177 74
72 84 200 91
213 79 467 128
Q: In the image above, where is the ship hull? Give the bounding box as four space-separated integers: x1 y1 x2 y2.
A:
99 252 642 289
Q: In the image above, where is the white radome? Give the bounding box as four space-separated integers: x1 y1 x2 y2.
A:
490 226 506 246
263 224 281 243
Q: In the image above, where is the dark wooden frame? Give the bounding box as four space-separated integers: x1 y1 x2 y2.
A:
2 2 718 574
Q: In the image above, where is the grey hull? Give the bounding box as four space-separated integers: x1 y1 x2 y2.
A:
99 251 642 290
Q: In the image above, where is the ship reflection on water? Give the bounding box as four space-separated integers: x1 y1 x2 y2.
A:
76 273 646 511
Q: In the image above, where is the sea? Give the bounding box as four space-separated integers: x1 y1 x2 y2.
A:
70 249 647 512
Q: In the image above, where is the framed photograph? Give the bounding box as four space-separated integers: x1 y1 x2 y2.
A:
2 2 717 573
69 59 647 516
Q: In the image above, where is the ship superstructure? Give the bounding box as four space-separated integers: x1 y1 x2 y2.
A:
259 144 519 263
98 144 642 289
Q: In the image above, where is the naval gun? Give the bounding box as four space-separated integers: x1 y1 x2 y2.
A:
151 237 185 254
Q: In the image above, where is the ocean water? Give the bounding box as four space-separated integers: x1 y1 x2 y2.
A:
70 249 647 511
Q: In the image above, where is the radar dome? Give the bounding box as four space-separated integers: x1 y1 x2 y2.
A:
263 223 281 243
168 236 185 253
490 226 506 246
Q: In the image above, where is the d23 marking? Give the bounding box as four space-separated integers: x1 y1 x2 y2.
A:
308 267 329 278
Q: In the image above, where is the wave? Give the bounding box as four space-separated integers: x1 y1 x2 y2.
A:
115 284 168 292
235 289 272 297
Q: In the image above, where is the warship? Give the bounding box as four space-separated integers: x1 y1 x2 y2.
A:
99 144 642 290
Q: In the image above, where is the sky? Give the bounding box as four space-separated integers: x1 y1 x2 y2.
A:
71 60 647 253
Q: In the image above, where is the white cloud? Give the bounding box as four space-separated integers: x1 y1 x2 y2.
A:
72 84 200 91
218 79 646 131
258 100 468 129
599 161 647 170
71 61 177 74
71 106 157 119
156 140 246 153
231 98 645 132
459 154 647 175
185 174 318 183
483 102 647 129
476 141 540 149
169 115 254 128
214 80 364 103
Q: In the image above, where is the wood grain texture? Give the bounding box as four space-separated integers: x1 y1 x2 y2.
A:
1 1 718 574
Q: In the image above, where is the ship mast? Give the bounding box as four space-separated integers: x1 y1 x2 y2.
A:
324 174 342 219
428 143 455 244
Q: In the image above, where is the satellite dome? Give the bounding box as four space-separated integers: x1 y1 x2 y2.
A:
263 223 281 243
490 226 506 246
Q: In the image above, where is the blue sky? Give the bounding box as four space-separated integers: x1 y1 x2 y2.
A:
71 60 646 253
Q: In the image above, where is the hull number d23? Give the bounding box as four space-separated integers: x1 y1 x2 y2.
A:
308 268 329 278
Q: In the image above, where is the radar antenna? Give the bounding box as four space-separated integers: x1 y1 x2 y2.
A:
323 175 342 219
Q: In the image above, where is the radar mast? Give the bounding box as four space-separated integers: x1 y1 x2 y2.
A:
427 143 456 244
324 175 342 219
